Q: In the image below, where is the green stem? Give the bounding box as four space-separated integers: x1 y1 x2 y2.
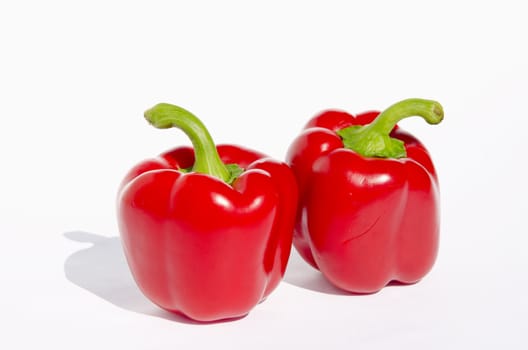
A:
144 103 231 182
336 98 444 158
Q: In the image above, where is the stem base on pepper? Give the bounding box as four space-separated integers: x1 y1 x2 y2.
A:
337 98 443 158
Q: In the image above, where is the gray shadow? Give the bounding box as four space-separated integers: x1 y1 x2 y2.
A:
284 248 414 295
63 231 200 323
283 248 350 295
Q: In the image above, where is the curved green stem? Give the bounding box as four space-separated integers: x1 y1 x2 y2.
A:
144 103 231 182
336 98 444 158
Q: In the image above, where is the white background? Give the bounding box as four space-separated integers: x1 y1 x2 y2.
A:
1 0 527 348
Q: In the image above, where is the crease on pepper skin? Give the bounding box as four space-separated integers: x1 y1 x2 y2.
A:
340 215 382 246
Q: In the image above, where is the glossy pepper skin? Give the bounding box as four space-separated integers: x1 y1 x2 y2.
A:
117 103 297 322
286 98 443 293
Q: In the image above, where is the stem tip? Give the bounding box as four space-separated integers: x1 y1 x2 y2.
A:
430 102 444 124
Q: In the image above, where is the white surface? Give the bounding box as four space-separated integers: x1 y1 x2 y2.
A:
1 1 527 349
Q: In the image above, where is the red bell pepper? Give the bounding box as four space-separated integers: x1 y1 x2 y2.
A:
286 98 443 293
117 103 297 322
